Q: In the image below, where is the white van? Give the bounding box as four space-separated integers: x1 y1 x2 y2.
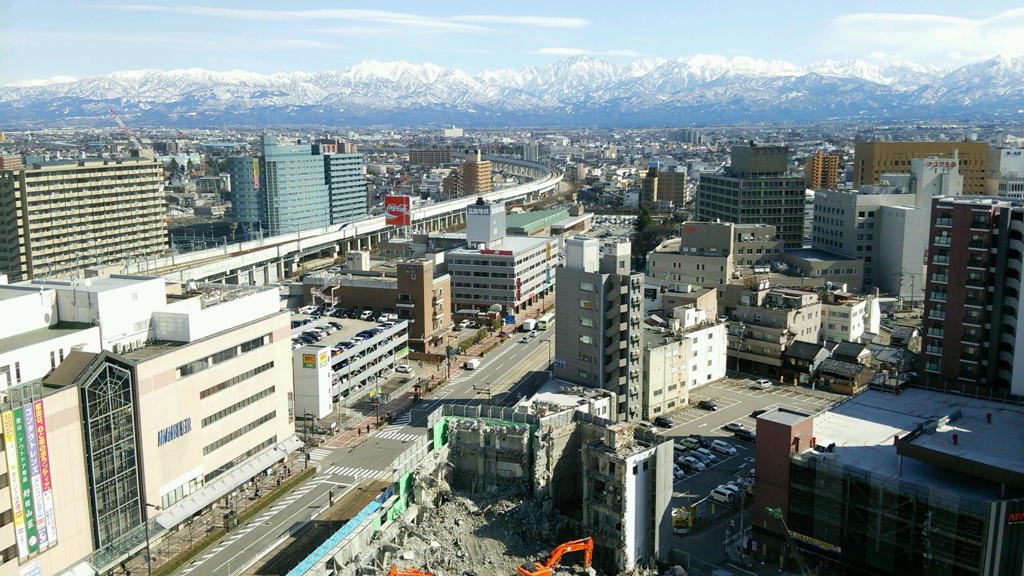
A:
359 310 374 321
710 487 736 504
465 358 481 370
678 437 702 450
710 440 737 456
753 379 773 390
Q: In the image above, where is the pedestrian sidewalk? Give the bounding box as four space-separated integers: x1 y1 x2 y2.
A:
119 448 307 576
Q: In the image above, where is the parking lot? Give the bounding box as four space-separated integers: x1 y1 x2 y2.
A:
658 377 844 511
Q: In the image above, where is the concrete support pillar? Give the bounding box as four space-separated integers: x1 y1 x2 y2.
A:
248 269 256 285
276 260 285 280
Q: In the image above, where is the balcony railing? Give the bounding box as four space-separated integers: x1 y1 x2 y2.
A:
933 255 950 265
924 362 941 373
962 334 981 344
965 279 985 288
964 316 982 326
929 292 947 302
933 236 952 246
965 298 984 307
927 328 945 338
925 345 944 355
930 274 949 283
935 218 953 227
968 241 989 250
928 310 946 320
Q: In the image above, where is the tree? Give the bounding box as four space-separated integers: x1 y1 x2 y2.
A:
168 158 180 173
635 206 653 233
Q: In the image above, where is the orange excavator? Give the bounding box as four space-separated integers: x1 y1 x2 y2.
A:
387 567 434 576
517 537 594 576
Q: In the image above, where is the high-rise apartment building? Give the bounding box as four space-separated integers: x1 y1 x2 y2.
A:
228 135 365 236
640 162 687 207
805 150 840 189
457 151 492 196
666 129 703 145
853 140 988 195
985 147 1024 197
409 149 453 165
696 145 806 247
0 158 166 281
0 156 23 170
523 142 540 163
555 238 644 421
921 196 1024 394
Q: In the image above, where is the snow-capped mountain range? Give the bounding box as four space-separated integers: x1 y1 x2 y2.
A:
2 54 1024 127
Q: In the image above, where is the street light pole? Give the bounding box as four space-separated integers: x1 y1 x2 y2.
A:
143 502 162 575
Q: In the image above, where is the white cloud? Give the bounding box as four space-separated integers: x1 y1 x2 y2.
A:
530 47 643 57
6 30 344 51
451 15 590 28
868 51 887 60
828 8 1024 66
88 5 591 33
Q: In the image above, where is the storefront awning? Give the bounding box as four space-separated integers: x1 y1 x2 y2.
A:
154 435 303 530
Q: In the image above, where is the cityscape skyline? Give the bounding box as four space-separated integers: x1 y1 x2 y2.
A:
3 1 1024 85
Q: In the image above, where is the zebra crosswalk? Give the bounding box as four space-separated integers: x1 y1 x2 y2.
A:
390 412 412 426
307 448 332 461
322 465 382 479
376 429 422 443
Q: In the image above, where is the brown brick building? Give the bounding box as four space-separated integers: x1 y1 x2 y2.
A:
805 150 839 189
853 141 989 195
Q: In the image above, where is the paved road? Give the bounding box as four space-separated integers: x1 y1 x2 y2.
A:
176 328 554 576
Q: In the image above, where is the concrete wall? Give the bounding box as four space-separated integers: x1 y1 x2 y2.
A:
0 287 57 339
0 326 101 390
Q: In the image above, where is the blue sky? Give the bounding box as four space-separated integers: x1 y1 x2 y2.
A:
3 1 1024 84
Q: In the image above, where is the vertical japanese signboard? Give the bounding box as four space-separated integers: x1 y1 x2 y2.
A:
2 403 57 560
2 411 28 558
12 408 38 554
33 401 57 545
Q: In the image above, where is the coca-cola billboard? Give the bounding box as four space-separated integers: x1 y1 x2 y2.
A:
384 195 411 226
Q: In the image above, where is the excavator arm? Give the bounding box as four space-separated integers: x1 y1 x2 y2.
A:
766 508 813 576
388 566 435 576
518 537 593 576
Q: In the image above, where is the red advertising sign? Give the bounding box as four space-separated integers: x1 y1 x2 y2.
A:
480 249 514 256
385 195 412 226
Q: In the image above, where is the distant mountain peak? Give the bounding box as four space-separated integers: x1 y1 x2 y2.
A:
0 55 1020 127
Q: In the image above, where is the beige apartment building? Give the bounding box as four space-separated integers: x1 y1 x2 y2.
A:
852 141 988 195
457 152 492 196
805 150 839 189
0 158 167 281
648 222 785 291
728 287 822 376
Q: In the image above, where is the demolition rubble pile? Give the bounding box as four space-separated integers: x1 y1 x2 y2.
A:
372 488 582 576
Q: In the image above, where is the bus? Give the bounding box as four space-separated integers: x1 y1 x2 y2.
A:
538 313 555 330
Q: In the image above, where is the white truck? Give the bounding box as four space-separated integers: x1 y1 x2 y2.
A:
465 358 481 370
521 319 537 332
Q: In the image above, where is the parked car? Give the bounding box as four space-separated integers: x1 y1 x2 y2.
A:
395 364 413 373
638 421 657 432
750 409 768 419
681 456 705 471
653 416 674 428
724 422 745 432
688 434 710 448
753 379 773 391
710 487 737 504
711 440 738 456
678 437 702 450
327 321 343 330
734 429 757 443
672 464 686 479
359 310 374 321
689 450 711 465
697 400 719 411
695 447 717 462
459 319 472 328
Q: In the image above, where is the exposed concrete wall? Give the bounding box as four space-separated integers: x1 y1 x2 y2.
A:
446 417 532 491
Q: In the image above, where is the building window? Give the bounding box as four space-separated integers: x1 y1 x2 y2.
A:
580 317 594 327
580 282 595 292
579 300 594 309
579 335 593 345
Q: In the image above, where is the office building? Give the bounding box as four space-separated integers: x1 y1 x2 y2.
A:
665 129 703 145
805 150 840 189
409 149 453 166
229 135 366 236
315 140 367 226
751 389 1024 576
442 126 464 138
986 147 1024 196
727 287 821 376
640 162 687 207
0 158 166 281
641 307 726 420
555 238 644 421
921 196 1024 394
446 200 556 314
810 156 962 298
695 145 806 247
853 140 988 195
648 222 784 290
457 152 492 196
0 275 298 575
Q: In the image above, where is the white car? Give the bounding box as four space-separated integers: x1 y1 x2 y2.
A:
672 464 686 479
395 364 413 373
695 447 717 462
681 456 705 471
529 330 538 339
710 440 738 456
753 379 773 390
